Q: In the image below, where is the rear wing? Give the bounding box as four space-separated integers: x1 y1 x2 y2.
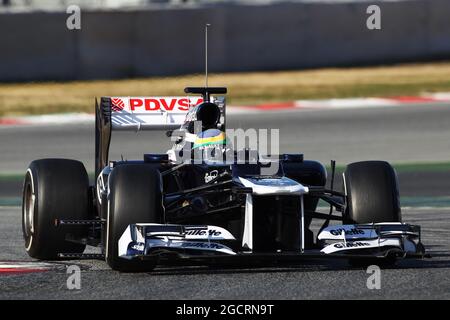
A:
95 93 226 178
106 96 204 131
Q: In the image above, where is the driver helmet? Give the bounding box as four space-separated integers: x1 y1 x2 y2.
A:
192 129 230 162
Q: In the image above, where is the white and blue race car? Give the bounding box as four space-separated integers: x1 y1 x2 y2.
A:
22 87 426 271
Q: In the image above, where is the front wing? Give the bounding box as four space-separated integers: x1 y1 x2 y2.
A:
118 223 426 266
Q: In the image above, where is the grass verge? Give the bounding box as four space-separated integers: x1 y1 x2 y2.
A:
1 61 450 116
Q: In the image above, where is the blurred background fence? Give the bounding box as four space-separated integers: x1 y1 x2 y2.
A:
1 0 449 81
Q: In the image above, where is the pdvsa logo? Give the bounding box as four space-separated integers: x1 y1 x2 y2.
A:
110 97 204 113
129 98 203 112
111 98 125 111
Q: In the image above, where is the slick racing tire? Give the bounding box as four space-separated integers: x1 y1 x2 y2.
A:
22 159 89 260
343 161 401 224
106 164 163 272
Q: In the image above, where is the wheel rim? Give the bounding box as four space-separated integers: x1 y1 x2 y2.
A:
23 181 35 250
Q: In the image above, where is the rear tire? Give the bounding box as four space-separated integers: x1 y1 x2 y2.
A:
343 161 401 224
22 159 89 260
106 164 163 272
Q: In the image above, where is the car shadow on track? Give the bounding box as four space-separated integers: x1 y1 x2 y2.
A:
143 256 450 276
144 259 349 276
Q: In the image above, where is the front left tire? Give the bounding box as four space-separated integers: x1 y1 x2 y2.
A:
106 164 164 272
343 160 401 224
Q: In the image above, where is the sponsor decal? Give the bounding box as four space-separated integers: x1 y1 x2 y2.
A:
144 237 236 255
183 226 236 240
333 242 370 249
330 228 365 236
110 96 205 129
111 98 125 112
134 224 236 240
318 224 377 241
125 242 145 257
321 238 402 254
248 178 297 187
180 242 225 250
110 97 203 113
185 227 221 237
204 170 219 183
130 243 145 252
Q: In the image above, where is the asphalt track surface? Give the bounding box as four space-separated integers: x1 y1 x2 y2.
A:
1 103 449 299
0 206 449 299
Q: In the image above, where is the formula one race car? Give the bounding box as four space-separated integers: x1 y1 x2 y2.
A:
22 87 426 271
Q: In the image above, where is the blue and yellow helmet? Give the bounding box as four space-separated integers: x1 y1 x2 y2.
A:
193 129 227 149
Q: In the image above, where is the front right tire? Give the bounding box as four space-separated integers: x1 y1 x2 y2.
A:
22 159 89 260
